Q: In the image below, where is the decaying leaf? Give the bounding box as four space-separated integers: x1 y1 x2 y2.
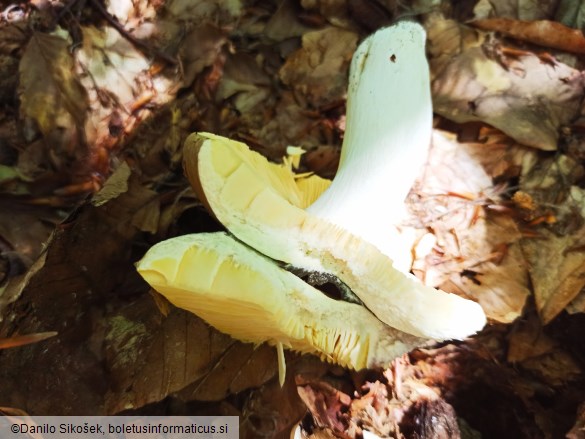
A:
176 340 277 402
264 0 312 41
19 30 89 137
280 27 358 106
253 91 321 157
105 306 277 412
555 0 585 29
472 18 585 55
426 15 585 150
521 226 585 324
566 401 585 439
0 331 57 350
412 131 530 323
472 0 558 21
567 290 585 315
515 152 585 323
179 24 228 87
76 25 175 151
296 377 351 433
165 0 242 24
507 311 581 387
300 0 351 27
216 53 272 113
91 162 132 207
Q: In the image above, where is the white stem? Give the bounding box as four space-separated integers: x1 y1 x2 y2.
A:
307 22 432 265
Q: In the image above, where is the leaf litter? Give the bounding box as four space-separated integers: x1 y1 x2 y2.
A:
1 0 585 437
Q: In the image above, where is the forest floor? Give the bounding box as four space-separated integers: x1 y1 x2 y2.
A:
1 0 585 438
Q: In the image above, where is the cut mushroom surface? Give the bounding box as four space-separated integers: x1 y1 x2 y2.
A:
136 232 427 384
184 133 486 340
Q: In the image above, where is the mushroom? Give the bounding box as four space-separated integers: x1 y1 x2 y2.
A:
183 22 486 340
137 232 426 385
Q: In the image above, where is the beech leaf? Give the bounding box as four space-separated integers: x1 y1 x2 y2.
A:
19 31 88 136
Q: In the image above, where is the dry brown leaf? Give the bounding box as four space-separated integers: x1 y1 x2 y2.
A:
177 342 277 402
216 53 272 113
0 331 57 349
296 377 351 433
555 0 585 29
472 18 585 55
252 91 320 159
300 0 351 27
0 173 166 414
515 152 585 323
412 131 529 323
0 25 25 105
304 145 341 179
179 24 228 87
19 31 88 137
165 0 242 24
279 27 358 107
507 313 581 388
104 301 235 413
521 226 585 324
566 401 585 439
91 162 132 207
240 368 308 438
265 0 312 41
426 15 585 151
567 290 585 315
131 195 161 234
472 0 558 21
507 312 556 363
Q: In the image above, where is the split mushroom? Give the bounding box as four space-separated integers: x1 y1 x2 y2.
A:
137 232 426 385
183 22 487 340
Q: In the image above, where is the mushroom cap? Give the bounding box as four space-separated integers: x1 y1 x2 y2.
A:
136 232 426 370
184 132 487 340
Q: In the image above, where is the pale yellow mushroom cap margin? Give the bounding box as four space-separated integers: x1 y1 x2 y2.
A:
136 233 427 372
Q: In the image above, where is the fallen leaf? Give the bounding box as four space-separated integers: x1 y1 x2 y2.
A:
253 91 321 159
0 172 165 414
19 30 89 137
472 18 585 55
279 27 358 107
567 290 585 315
472 0 558 21
303 145 341 179
91 162 132 207
412 131 530 323
521 226 585 324
216 52 272 113
507 311 556 363
240 365 309 438
103 300 236 413
177 342 277 402
165 0 242 24
516 152 585 323
426 15 585 151
265 0 312 41
179 24 228 87
296 377 351 433
300 0 352 27
555 0 585 29
0 331 57 349
72 23 177 179
566 401 585 439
